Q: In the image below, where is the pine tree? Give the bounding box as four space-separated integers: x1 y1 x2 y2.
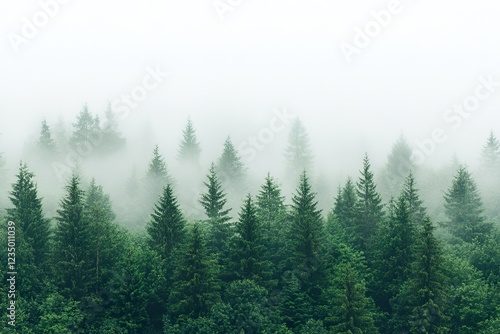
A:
289 171 326 306
444 166 492 243
6 163 51 304
230 195 271 286
38 119 57 156
333 177 358 238
354 154 384 251
53 175 94 301
284 118 313 178
99 102 125 154
380 135 415 199
147 184 186 259
84 179 122 295
177 117 201 165
199 163 232 253
216 136 246 189
371 195 417 315
480 131 500 171
402 172 427 227
69 104 101 156
327 263 378 333
391 218 450 333
169 223 221 322
144 145 172 205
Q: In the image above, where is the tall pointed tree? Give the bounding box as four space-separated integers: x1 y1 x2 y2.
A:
230 195 271 286
354 154 384 251
53 175 94 301
38 119 57 156
199 163 232 254
6 163 51 300
70 104 101 156
99 102 125 154
333 177 358 238
284 118 313 178
216 136 246 189
380 135 415 200
144 145 172 204
177 118 201 165
402 172 426 227
480 131 500 171
391 218 450 333
289 171 326 306
169 223 220 322
444 166 492 243
147 184 186 259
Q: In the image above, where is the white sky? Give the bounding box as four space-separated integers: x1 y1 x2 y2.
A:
1 0 500 171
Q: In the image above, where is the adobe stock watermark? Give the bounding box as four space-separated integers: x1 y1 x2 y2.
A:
7 0 73 55
339 0 404 64
51 65 169 183
413 75 500 165
213 0 244 21
238 107 295 165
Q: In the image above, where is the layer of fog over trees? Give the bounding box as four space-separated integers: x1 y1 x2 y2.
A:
0 107 499 229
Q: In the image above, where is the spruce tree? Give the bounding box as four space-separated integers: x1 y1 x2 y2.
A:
327 263 378 333
147 184 186 259
6 163 51 302
199 163 232 253
480 131 500 171
177 117 201 165
169 223 220 322
444 166 492 243
70 104 101 156
402 172 426 227
284 118 313 178
99 102 125 154
38 119 57 156
230 195 271 286
380 135 415 199
216 136 246 189
144 145 172 205
333 177 358 238
354 154 384 251
391 218 450 333
289 171 326 306
53 175 94 301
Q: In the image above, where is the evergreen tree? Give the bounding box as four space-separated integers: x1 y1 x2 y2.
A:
216 136 246 189
354 154 384 251
444 166 492 243
284 118 313 178
391 218 450 333
230 195 272 286
199 163 232 253
402 172 427 227
288 171 326 307
38 119 57 156
144 145 172 205
380 135 415 200
169 223 220 323
69 104 101 156
327 263 378 333
177 117 201 165
280 272 312 330
333 177 358 238
480 131 500 171
99 102 125 154
147 184 186 259
53 175 94 301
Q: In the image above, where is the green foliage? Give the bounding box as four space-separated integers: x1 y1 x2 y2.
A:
284 118 313 177
444 165 492 243
480 131 500 171
380 135 415 200
177 117 201 165
36 293 84 333
333 178 358 240
69 104 101 156
354 154 384 251
99 102 126 154
38 119 57 156
216 136 246 189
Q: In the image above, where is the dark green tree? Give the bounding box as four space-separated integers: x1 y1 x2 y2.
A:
402 172 427 227
53 175 94 301
38 119 57 156
169 223 220 323
391 218 450 333
333 177 358 239
199 163 232 254
230 195 272 286
288 171 326 308
326 263 378 334
444 166 492 243
177 117 201 165
354 154 384 251
144 145 172 207
284 118 313 178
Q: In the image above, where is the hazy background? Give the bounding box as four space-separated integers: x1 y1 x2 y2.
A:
1 0 500 224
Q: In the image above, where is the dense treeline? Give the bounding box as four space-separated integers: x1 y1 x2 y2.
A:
0 106 499 333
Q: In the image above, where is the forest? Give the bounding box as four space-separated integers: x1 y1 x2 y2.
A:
0 105 499 333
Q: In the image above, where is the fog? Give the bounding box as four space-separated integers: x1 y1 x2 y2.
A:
1 0 500 227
